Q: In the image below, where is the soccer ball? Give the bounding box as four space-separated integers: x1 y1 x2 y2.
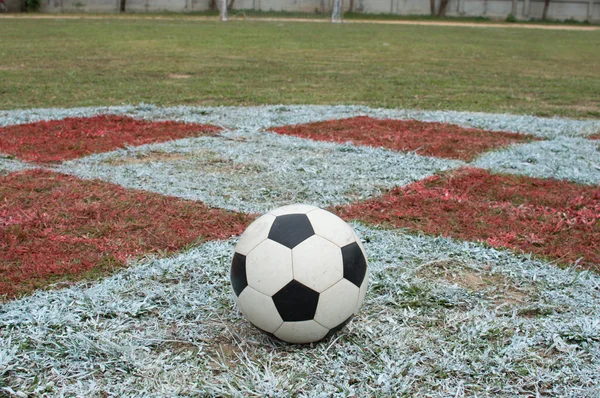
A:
230 204 368 344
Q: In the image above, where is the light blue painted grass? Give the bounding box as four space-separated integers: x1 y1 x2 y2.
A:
473 137 600 185
129 105 600 139
0 105 139 128
1 104 598 138
0 156 32 175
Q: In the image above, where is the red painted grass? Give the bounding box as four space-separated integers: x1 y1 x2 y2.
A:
0 115 221 163
270 116 538 161
0 169 254 299
589 134 600 140
335 168 600 268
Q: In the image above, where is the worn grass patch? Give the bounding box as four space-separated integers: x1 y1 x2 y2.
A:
0 115 221 163
336 167 600 267
0 169 254 299
103 147 263 174
104 150 190 165
270 116 539 161
417 258 529 307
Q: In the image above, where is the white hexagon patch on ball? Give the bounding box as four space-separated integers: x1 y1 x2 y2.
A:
231 204 368 344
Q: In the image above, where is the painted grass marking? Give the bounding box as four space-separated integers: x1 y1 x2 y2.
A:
472 137 600 186
0 169 254 299
0 115 221 163
3 226 600 396
336 167 600 267
270 116 539 161
59 129 462 214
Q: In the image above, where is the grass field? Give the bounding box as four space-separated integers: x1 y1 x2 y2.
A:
1 17 599 397
0 17 599 117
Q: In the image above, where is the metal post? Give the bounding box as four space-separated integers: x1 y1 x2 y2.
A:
221 0 227 21
332 0 342 22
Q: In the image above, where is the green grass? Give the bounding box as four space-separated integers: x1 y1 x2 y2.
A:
0 18 599 118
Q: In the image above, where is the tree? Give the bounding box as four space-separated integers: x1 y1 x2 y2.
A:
430 0 450 17
437 0 450 16
542 0 550 20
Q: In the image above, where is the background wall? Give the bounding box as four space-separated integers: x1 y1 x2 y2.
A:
35 0 600 22
4 0 24 11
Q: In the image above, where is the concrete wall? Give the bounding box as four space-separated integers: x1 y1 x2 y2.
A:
4 0 24 11
455 0 598 20
35 0 600 22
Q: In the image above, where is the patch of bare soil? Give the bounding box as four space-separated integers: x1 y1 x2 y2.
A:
167 73 192 79
106 149 263 174
106 151 188 165
418 259 529 306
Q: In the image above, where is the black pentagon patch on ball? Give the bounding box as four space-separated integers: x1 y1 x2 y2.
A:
341 242 367 287
230 252 248 297
272 280 320 321
268 213 315 249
